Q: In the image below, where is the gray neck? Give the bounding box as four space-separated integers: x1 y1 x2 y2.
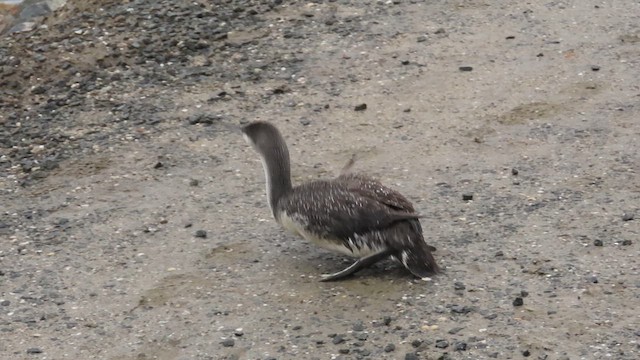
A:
257 137 292 217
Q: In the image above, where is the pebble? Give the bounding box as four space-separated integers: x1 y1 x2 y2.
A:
622 213 634 221
523 349 531 357
416 35 427 42
435 340 449 348
354 103 367 111
593 239 603 246
384 343 395 352
462 194 473 201
383 316 392 325
591 65 600 71
26 348 42 354
331 334 346 345
459 66 473 72
588 275 598 283
513 297 524 306
454 282 466 290
621 239 632 246
405 353 419 360
450 305 473 314
454 342 467 351
1 300 10 306
234 328 244 336
352 321 365 331
355 332 368 341
511 168 519 175
299 118 311 126
291 325 302 330
221 338 235 347
448 327 464 334
189 179 199 186
411 339 423 348
194 230 207 238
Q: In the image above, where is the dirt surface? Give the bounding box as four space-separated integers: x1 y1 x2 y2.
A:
1 0 639 359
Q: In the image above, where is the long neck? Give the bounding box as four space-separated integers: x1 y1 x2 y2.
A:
258 138 292 216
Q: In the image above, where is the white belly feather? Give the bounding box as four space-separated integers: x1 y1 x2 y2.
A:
277 211 382 258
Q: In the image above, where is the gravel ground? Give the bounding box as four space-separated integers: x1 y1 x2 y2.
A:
1 0 639 359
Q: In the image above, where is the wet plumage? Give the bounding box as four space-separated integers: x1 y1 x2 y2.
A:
242 121 439 281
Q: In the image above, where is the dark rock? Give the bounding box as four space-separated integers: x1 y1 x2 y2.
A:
451 305 473 314
621 239 632 246
411 339 422 348
622 213 634 221
405 353 419 360
521 290 529 297
292 325 302 330
454 282 465 290
221 338 235 347
338 348 349 354
459 66 473 72
523 349 531 357
513 297 524 306
594 239 603 247
462 194 473 201
352 321 365 331
26 348 42 354
189 179 199 186
194 230 207 238
505 35 515 40
591 65 600 71
299 118 311 126
355 332 368 341
332 334 346 344
384 343 395 352
401 60 410 65
383 316 392 325
588 275 598 283
153 162 163 169
0 300 9 306
454 342 467 351
511 168 519 175
435 340 449 348
354 103 367 111
448 327 464 334
417 35 427 42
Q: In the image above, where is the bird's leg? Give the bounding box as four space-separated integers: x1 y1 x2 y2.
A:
338 153 358 176
320 249 394 282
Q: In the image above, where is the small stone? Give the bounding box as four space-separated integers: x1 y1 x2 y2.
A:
384 343 395 352
459 66 473 72
451 305 472 314
221 339 235 347
495 250 504 257
454 342 467 351
292 325 302 330
622 213 634 221
332 335 346 344
153 162 163 169
401 60 410 65
194 230 207 238
405 353 419 360
411 339 423 348
352 321 365 331
454 282 466 290
536 53 544 57
591 65 600 71
488 352 499 358
1 300 10 306
513 297 524 306
435 340 449 348
27 348 42 354
511 168 519 175
354 103 367 111
434 28 446 34
523 349 531 357
593 239 603 247
355 333 368 341
448 327 464 334
299 118 311 126
189 179 199 186
416 35 427 42
338 348 349 354
462 194 473 201
621 239 632 246
588 275 598 283
383 316 392 325
521 290 529 297
234 328 244 336
505 35 515 40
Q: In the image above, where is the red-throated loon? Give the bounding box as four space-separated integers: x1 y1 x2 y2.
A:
242 121 439 281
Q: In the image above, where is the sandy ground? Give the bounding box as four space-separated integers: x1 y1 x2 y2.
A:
1 0 639 359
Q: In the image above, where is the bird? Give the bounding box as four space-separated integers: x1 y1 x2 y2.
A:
241 121 439 281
